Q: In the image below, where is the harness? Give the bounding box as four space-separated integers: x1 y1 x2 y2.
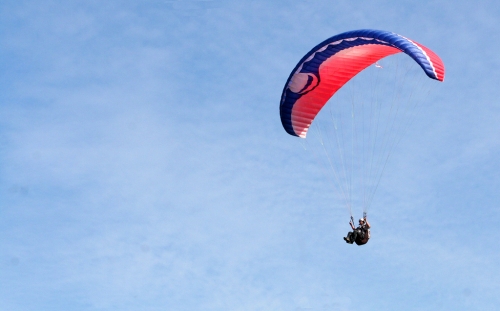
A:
354 224 370 245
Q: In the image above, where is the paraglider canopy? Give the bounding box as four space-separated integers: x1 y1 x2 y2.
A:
280 29 445 138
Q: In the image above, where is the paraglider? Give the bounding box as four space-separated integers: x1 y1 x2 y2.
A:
279 29 445 245
344 215 371 245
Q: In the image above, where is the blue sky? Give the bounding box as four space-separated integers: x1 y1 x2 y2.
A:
1 0 500 310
